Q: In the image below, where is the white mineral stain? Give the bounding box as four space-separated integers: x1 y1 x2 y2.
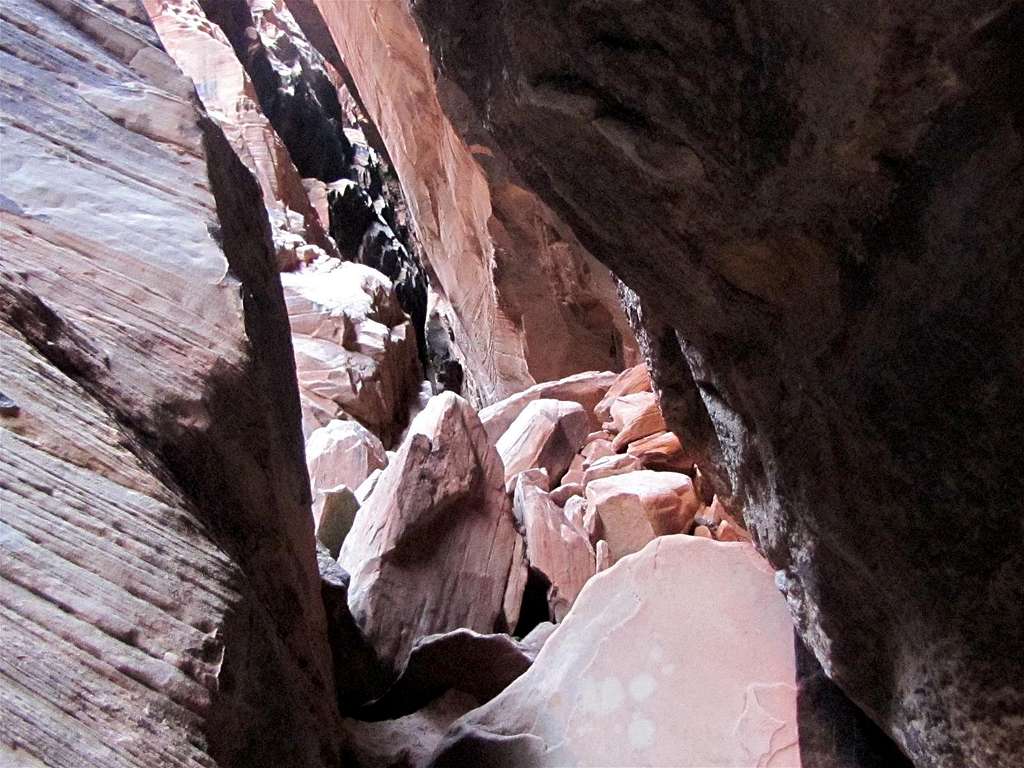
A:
629 673 657 702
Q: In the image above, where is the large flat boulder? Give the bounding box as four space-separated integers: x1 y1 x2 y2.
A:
428 535 800 767
338 392 523 669
306 418 388 503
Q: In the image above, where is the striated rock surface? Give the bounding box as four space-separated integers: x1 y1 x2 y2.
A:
585 471 700 563
283 260 421 445
338 392 522 669
429 535 800 767
0 1 340 763
411 2 1024 763
285 0 637 405
495 399 589 492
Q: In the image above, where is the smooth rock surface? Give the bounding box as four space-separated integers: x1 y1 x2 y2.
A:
594 364 652 423
338 392 522 668
429 535 800 767
496 399 589 492
306 418 388 502
585 471 700 563
606 391 667 450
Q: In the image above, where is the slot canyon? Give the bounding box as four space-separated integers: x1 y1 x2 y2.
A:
0 1 1021 767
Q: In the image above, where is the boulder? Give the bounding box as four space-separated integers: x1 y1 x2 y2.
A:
428 536 799 767
549 482 584 506
479 370 618 444
495 399 589 492
314 484 359 558
283 261 421 445
338 392 522 668
514 472 596 621
306 418 388 500
625 430 694 473
580 453 643 486
605 391 667 450
584 471 700 563
580 436 615 467
593 364 653 423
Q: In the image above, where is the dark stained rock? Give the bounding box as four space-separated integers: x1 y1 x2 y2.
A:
409 2 1024 765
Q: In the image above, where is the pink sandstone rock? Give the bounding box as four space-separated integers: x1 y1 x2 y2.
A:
581 452 644 486
514 472 596 621
594 364 653 423
549 482 584 506
288 1 637 404
606 391 668 450
338 392 522 668
429 536 800 768
581 436 616 467
694 524 714 539
314 483 359 558
495 399 590 492
306 419 388 507
626 430 695 473
479 370 618 444
595 540 612 572
584 470 700 563
283 260 421 445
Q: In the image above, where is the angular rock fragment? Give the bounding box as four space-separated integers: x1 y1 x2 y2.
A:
594 363 652 423
606 391 667 451
306 418 388 499
625 430 694 473
584 470 700 563
428 536 800 767
479 370 618 444
338 392 522 668
581 452 643 486
549 482 584 506
314 484 359 558
514 472 596 621
495 398 589 491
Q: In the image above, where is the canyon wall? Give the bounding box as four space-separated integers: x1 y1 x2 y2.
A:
0 1 341 764
285 0 638 405
399 1 1021 766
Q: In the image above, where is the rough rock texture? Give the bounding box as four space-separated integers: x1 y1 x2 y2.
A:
429 535 800 767
338 392 522 669
495 399 589 492
0 1 340 763
284 0 638 405
411 2 1024 764
283 260 421 445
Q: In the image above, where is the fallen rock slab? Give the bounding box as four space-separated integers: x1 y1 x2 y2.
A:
480 370 618 444
584 470 700 563
428 535 800 767
338 392 522 668
606 391 668 450
306 418 388 501
496 399 589 491
594 364 652 423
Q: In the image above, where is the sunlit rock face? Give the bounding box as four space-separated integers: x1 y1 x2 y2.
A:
429 535 800 767
284 0 639 406
408 1 1024 764
0 0 341 764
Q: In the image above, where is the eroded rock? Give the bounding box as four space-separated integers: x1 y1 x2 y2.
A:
495 398 589 492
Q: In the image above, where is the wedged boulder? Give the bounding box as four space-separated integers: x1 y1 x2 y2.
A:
428 536 800 767
306 418 388 499
584 470 700 563
593 363 653 423
514 472 596 621
625 430 694 473
284 260 421 445
580 435 615 467
314 484 359 558
605 391 667 451
480 370 618 444
338 392 522 668
495 399 589 491
549 482 583 506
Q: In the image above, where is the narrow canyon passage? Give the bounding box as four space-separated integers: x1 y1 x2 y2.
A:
0 2 1020 768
